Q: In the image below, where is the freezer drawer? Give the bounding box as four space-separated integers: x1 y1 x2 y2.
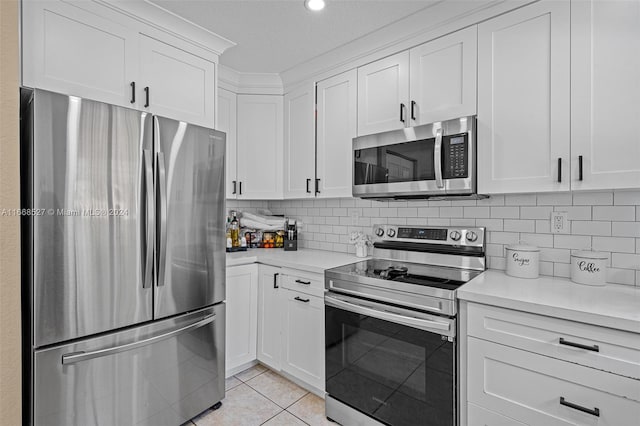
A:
32 305 225 426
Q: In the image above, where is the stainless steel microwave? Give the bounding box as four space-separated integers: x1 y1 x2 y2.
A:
353 116 477 199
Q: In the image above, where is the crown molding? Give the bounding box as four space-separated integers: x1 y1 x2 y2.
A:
219 65 283 95
93 0 236 56
280 0 534 91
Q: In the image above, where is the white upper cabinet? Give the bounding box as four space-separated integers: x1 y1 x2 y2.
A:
22 0 139 108
477 0 570 194
284 84 316 199
409 26 477 126
357 51 410 136
236 95 284 199
316 70 358 198
139 35 215 128
217 88 238 199
22 0 217 127
571 0 640 190
357 28 478 137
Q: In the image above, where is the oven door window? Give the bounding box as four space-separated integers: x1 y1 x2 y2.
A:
325 305 455 426
354 138 436 185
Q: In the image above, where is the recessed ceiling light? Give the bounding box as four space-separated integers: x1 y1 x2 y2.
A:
305 0 325 12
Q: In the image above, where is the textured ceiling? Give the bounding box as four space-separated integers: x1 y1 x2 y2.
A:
148 0 438 73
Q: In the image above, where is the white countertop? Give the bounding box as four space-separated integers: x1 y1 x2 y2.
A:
458 270 640 333
226 248 365 274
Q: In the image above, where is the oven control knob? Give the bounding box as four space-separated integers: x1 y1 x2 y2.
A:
375 227 385 237
450 231 461 241
466 231 478 242
387 228 396 238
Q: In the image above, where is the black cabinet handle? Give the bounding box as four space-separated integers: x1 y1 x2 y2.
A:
144 87 150 108
232 180 237 195
315 178 320 194
560 397 600 417
557 158 562 183
294 296 310 303
306 178 311 194
559 337 599 352
578 155 583 181
239 182 243 195
399 103 405 123
411 100 416 120
130 82 136 104
295 279 311 285
273 273 279 289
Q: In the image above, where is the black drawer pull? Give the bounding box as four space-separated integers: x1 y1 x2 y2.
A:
411 100 416 120
560 397 600 417
294 296 310 303
315 178 320 194
578 155 583 181
144 86 150 108
130 81 136 104
306 178 311 193
557 157 562 183
295 279 311 285
559 338 599 352
273 273 279 289
399 103 405 123
239 181 243 195
232 180 237 195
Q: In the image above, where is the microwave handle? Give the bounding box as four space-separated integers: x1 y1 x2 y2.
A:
434 127 444 188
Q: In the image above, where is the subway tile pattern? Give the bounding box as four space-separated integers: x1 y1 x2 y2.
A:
228 190 640 286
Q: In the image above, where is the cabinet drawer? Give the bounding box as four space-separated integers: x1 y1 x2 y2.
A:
468 337 640 425
468 402 528 426
281 270 324 298
467 303 640 379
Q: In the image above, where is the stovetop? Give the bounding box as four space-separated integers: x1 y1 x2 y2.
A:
332 258 481 291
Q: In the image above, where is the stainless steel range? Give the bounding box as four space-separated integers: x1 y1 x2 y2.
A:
324 224 486 426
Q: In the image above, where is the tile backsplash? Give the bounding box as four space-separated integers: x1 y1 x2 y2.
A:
228 190 640 286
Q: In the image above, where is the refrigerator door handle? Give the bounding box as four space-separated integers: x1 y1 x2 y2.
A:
61 314 216 365
142 149 154 289
156 150 168 287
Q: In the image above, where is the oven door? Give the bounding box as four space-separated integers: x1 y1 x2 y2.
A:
325 293 456 426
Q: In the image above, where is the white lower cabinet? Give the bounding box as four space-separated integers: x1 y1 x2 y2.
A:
225 264 258 376
257 265 283 371
464 302 640 425
255 265 325 393
281 289 324 392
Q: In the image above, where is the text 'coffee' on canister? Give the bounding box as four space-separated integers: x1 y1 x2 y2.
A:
571 251 607 286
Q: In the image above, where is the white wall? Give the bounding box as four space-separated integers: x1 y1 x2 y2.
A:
230 190 640 286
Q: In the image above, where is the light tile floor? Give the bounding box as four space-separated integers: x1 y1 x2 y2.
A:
185 364 335 426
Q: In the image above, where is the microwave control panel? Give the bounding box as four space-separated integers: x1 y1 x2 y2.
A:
442 133 468 179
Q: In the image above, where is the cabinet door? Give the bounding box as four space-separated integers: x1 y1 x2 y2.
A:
316 70 357 198
237 95 284 199
218 88 238 199
22 0 139 108
225 264 258 375
477 1 570 194
409 26 477 125
571 0 640 190
139 35 215 127
357 51 410 136
282 290 324 391
257 265 283 371
284 84 315 199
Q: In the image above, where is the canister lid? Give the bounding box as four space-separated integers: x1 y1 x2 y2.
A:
572 250 608 260
505 244 540 252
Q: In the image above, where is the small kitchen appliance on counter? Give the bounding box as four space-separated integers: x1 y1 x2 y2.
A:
284 218 297 251
324 224 486 426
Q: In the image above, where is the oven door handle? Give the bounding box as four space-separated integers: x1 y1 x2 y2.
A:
325 294 451 334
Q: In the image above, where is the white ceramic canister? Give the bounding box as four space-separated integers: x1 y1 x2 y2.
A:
505 243 540 279
571 251 607 286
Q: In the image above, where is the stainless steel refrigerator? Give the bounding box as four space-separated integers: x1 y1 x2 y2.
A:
21 88 226 426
